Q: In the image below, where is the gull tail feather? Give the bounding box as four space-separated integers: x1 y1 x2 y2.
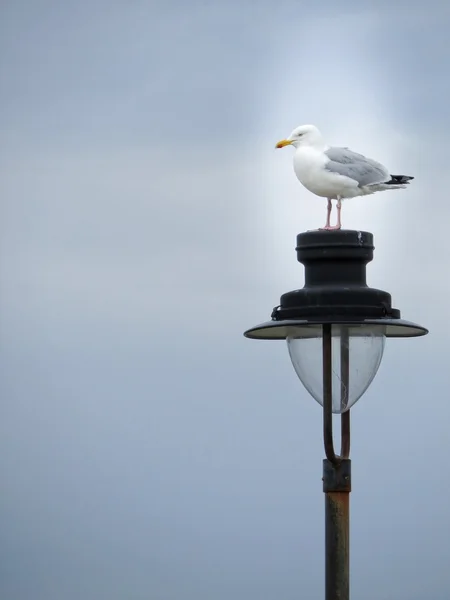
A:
363 174 414 194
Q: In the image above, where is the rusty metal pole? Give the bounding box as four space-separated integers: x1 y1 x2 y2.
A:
322 324 351 600
323 458 351 600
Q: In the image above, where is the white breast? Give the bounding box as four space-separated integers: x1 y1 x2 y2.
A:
293 147 357 199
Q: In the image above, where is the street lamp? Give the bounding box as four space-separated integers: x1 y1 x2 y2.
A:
244 229 427 600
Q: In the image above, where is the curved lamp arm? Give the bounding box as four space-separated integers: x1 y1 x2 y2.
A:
323 324 351 465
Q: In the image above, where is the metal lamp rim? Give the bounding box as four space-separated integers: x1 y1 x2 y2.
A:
243 317 428 340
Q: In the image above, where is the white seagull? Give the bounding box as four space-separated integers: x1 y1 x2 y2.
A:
276 124 413 230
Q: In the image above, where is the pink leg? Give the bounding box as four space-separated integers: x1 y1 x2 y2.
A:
319 199 333 230
321 197 342 230
335 198 342 229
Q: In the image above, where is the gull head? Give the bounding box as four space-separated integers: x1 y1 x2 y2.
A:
276 124 324 150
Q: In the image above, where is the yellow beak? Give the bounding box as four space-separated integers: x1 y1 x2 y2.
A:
275 139 293 149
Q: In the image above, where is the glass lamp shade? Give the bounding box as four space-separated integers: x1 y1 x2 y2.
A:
287 324 385 413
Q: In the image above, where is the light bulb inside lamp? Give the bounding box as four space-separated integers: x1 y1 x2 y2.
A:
287 325 385 413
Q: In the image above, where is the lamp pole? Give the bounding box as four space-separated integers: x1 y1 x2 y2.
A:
243 229 428 600
323 323 350 600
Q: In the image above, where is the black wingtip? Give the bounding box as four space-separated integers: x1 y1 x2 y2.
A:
387 174 414 185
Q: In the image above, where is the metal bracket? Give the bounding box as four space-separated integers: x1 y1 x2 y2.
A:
323 458 351 493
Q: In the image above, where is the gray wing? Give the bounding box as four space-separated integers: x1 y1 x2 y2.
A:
324 146 390 187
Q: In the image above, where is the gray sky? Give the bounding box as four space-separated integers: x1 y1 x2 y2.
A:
1 1 450 599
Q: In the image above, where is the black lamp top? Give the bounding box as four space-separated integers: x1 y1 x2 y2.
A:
272 229 397 321
244 229 428 340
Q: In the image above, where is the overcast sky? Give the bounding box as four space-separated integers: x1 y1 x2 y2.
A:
1 1 450 599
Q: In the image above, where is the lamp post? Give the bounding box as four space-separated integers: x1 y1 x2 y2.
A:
244 229 428 600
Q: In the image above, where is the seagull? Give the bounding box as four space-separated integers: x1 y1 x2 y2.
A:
275 124 413 230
